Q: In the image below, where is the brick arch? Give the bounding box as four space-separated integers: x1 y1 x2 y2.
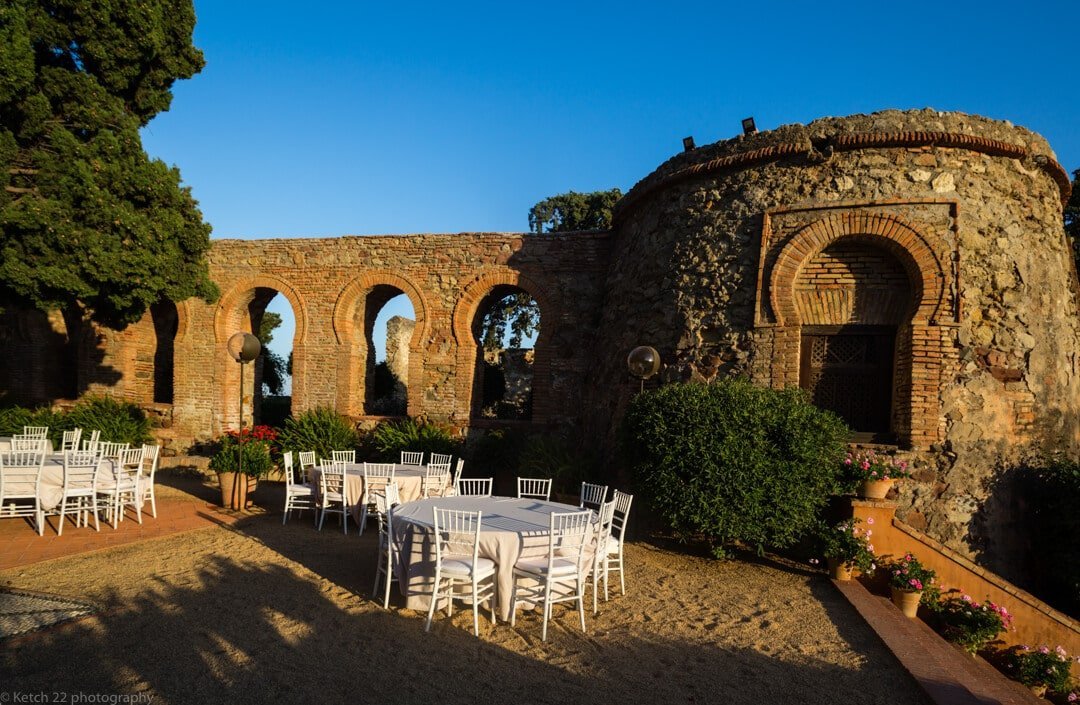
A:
770 213 946 327
331 271 429 346
451 269 557 423
213 274 308 345
212 274 308 433
330 271 430 417
764 213 950 449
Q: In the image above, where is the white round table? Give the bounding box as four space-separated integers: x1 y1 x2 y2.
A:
310 463 449 524
390 495 586 621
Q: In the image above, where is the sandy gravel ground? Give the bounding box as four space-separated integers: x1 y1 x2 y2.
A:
1 480 930 705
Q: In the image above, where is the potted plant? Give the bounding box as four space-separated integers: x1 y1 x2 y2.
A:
818 518 877 581
1007 645 1075 699
886 552 936 617
209 425 278 511
845 449 911 499
928 592 1012 655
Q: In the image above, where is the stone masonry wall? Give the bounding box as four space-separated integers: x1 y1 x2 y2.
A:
588 110 1080 576
169 231 609 445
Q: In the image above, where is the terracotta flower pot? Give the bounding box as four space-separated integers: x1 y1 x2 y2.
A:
827 558 854 581
858 478 894 499
217 471 258 511
891 586 922 618
1027 684 1047 698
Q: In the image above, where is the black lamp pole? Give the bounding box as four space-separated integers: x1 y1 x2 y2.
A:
227 332 261 511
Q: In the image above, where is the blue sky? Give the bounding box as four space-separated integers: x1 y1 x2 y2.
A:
140 0 1080 386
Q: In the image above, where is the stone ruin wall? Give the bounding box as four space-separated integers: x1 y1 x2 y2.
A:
1 232 610 451
2 108 1077 582
586 110 1080 577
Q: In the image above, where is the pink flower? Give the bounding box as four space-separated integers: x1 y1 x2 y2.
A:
1055 646 1067 658
1066 693 1076 703
870 563 876 571
861 461 871 470
844 458 852 465
867 544 875 553
909 578 922 590
1039 646 1050 654
865 530 872 538
962 594 972 602
866 517 874 525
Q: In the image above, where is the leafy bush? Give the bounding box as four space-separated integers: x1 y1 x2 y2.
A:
885 552 937 595
466 428 531 478
620 378 850 558
1006 645 1075 693
0 397 150 446
927 593 1011 654
518 433 600 496
370 417 461 462
1021 460 1080 617
66 396 152 446
277 408 359 460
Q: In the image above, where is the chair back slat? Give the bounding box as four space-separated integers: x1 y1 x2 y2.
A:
62 449 102 491
549 511 593 574
433 508 482 561
612 490 634 539
455 477 493 497
331 450 356 464
22 426 48 439
517 477 552 501
429 453 453 466
580 482 608 511
400 451 424 466
320 460 348 497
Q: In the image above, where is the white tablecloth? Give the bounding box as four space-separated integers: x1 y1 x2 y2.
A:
0 456 120 510
310 463 449 523
390 496 587 621
0 437 55 454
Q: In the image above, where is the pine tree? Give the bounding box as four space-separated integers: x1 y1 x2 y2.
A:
0 1 217 327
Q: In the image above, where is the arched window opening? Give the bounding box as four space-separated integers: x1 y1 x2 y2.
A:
150 301 178 404
471 285 539 421
363 287 415 416
252 289 296 427
795 239 914 441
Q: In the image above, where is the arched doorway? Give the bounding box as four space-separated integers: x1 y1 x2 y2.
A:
794 239 914 439
150 301 178 404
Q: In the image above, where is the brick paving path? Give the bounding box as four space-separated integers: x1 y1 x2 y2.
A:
833 578 1043 705
0 478 253 571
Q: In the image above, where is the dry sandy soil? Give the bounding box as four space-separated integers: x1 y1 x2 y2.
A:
1 478 930 705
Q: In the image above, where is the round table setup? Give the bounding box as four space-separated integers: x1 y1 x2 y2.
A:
310 463 451 524
390 495 589 622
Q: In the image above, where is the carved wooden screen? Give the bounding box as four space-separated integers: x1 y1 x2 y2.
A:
799 327 895 437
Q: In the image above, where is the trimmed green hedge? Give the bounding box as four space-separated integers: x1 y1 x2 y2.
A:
620 379 850 557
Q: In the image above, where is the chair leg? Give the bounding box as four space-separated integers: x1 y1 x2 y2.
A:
282 497 289 525
577 577 587 633
357 502 367 536
472 575 480 636
149 489 157 519
91 494 99 532
425 569 441 632
57 497 66 537
618 552 626 595
317 505 326 531
541 581 553 642
510 579 518 627
134 491 142 525
383 554 393 610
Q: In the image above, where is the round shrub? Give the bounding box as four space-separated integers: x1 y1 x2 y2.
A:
277 407 359 460
620 378 850 557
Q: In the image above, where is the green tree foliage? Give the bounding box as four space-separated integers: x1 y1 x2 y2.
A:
620 379 850 558
479 290 538 351
528 188 622 234
0 1 217 327
1065 169 1079 267
257 310 288 396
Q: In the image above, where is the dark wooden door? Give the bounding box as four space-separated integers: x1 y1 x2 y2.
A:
799 328 895 436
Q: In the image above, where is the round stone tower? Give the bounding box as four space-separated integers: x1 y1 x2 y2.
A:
589 109 1079 574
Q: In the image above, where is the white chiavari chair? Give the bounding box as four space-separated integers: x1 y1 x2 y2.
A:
0 446 47 535
54 449 103 535
425 507 496 636
400 451 424 466
510 510 593 641
516 477 552 501
455 477 493 498
317 459 349 534
331 450 356 464
359 462 396 535
282 450 315 525
372 481 401 609
140 444 161 518
580 481 608 512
